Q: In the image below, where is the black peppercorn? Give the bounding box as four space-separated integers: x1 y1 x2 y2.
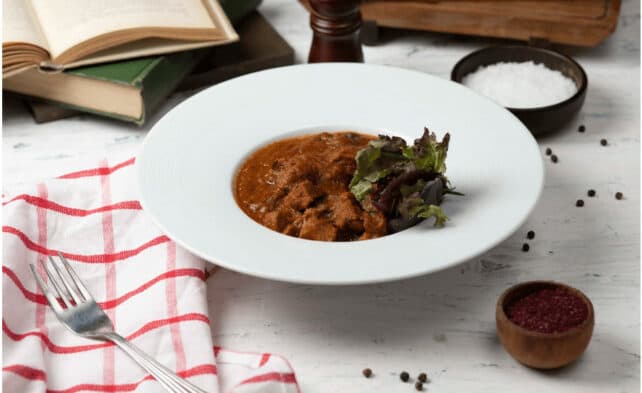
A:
615 192 623 200
522 243 530 252
400 371 410 382
576 199 584 207
600 139 608 146
415 381 423 391
551 155 558 163
418 373 428 383
527 230 535 240
545 148 552 156
588 189 596 197
362 368 372 378
578 125 585 132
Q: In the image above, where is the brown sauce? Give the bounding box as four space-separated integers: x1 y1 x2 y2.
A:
234 132 387 241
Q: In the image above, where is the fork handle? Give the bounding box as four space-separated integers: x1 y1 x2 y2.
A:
103 332 209 393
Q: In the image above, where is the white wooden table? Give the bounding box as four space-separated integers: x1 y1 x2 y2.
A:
3 1 640 392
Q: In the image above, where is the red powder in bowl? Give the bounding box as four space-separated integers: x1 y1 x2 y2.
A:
505 287 588 333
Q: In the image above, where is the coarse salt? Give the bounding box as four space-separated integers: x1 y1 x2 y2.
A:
461 61 578 109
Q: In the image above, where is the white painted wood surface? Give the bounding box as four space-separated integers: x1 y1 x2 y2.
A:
3 1 640 391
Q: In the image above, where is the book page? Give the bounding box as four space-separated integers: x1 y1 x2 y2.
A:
29 0 217 59
3 0 47 48
64 37 225 69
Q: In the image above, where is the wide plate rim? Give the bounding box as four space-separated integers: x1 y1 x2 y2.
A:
136 63 544 285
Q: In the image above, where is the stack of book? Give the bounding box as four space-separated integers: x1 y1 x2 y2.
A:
3 0 294 125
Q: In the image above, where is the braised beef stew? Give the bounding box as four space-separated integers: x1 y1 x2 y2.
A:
234 132 388 241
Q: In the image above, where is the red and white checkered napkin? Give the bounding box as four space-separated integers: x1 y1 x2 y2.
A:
3 157 299 393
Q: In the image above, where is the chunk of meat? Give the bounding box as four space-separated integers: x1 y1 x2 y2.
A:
282 214 304 237
361 210 387 240
276 156 318 188
327 193 364 232
321 157 356 185
282 223 300 237
281 180 321 211
262 209 291 232
299 210 339 241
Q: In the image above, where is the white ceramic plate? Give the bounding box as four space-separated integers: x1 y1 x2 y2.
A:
137 63 544 285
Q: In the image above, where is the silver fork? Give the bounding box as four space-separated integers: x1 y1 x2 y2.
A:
30 252 208 393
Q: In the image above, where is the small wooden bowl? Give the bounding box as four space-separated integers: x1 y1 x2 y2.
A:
496 281 594 369
451 46 588 137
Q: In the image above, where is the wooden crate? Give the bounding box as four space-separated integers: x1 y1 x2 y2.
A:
302 0 621 47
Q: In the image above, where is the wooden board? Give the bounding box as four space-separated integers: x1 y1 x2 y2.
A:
177 10 294 91
26 11 294 124
301 0 621 47
26 99 79 124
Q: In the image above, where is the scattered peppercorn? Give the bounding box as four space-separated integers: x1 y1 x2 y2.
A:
527 230 535 240
587 189 596 197
600 138 608 146
545 147 552 156
362 368 372 378
415 381 424 391
578 125 585 132
615 192 623 200
418 373 428 383
522 243 530 252
400 371 410 382
576 199 584 207
551 155 558 163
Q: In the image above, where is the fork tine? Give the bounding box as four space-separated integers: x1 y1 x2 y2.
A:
42 259 73 308
57 252 93 301
49 256 83 304
30 263 64 313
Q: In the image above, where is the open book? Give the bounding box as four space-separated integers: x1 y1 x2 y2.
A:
3 0 238 78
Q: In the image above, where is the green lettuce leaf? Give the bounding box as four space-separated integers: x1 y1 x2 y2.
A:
394 184 448 229
400 179 427 197
350 128 451 201
350 179 374 201
411 128 450 173
349 127 456 232
350 137 407 200
410 204 449 227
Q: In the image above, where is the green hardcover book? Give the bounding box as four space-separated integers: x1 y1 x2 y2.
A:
3 0 261 125
4 51 206 125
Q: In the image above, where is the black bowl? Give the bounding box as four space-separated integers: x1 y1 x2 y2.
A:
451 46 588 137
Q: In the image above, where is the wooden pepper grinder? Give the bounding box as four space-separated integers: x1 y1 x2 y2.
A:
308 0 364 63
